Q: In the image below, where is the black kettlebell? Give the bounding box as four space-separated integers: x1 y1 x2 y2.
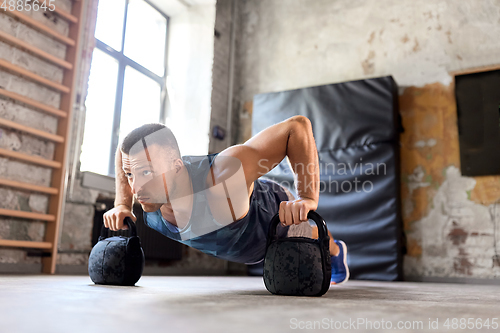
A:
88 217 145 286
263 211 331 296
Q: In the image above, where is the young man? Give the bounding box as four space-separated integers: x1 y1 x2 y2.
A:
103 116 349 284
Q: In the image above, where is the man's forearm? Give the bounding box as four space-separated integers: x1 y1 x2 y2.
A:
114 147 133 209
286 117 320 204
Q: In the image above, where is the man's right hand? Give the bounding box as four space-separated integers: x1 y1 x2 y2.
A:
103 205 137 231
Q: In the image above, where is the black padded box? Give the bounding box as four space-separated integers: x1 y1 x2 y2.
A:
252 76 404 281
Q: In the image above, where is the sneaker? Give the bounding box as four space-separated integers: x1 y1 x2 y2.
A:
330 240 349 285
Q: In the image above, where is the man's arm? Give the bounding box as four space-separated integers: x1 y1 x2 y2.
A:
103 147 136 231
216 115 319 226
114 147 133 209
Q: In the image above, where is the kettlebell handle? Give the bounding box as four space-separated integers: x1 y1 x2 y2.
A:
267 210 329 246
99 217 138 240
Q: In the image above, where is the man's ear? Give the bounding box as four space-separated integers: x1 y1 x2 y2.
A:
173 158 184 173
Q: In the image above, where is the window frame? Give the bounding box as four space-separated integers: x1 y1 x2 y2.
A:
90 0 169 177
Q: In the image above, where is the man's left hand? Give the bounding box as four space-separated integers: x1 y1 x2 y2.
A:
279 198 318 226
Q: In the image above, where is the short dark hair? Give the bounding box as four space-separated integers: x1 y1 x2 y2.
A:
120 123 180 158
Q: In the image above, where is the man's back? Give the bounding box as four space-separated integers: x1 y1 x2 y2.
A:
143 154 291 264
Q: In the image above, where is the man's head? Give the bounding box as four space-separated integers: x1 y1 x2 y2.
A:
120 123 182 212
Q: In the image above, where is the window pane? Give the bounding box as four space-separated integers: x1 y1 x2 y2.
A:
80 49 119 175
95 0 126 51
124 0 167 76
118 66 162 146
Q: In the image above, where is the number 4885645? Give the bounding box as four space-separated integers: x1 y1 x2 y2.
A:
1 0 56 12
443 318 499 330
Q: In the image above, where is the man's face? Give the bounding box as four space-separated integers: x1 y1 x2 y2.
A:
122 143 179 212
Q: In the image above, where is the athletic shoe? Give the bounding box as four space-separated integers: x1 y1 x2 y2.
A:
330 240 350 285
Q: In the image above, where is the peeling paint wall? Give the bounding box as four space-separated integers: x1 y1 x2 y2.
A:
400 84 500 279
226 0 500 279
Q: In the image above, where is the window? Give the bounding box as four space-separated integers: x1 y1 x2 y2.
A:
80 0 168 177
455 68 500 176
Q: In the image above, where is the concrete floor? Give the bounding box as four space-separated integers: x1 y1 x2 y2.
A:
1 276 499 333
